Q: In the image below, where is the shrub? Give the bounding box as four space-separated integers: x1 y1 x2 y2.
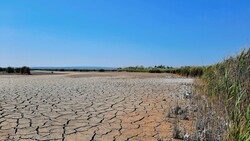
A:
189 67 204 77
20 66 31 74
6 67 15 73
15 68 21 73
180 66 191 77
99 69 105 72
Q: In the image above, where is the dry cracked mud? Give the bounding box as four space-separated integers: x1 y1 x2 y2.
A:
0 72 193 141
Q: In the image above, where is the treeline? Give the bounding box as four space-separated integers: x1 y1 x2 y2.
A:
31 68 117 72
0 66 31 75
118 65 204 77
118 65 173 73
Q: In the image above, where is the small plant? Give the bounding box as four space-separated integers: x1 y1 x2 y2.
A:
172 118 183 139
156 137 164 141
166 99 191 140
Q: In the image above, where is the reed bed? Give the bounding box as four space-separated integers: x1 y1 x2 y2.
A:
190 49 250 141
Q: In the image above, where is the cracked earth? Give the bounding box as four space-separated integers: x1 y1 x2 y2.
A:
0 72 193 141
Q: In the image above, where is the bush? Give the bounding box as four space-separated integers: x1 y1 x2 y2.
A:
20 66 31 74
6 67 15 73
180 66 191 77
99 69 105 72
15 68 21 73
189 67 204 77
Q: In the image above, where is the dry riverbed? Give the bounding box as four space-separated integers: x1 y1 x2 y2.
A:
0 72 194 141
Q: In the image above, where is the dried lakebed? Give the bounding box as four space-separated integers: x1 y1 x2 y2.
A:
0 73 193 141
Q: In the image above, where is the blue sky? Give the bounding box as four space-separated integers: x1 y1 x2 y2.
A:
0 0 250 67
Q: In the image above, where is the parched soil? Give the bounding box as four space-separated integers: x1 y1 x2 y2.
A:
0 72 193 141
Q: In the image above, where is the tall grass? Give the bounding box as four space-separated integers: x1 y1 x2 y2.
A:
194 48 250 140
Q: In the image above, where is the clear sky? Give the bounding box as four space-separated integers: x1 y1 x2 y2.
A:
0 0 250 67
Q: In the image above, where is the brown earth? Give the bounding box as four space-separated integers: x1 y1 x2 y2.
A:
0 72 193 141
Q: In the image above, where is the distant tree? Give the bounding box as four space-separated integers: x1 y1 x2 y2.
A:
20 66 31 74
6 67 15 73
155 65 166 69
0 67 3 72
99 69 105 72
15 68 21 73
166 66 173 69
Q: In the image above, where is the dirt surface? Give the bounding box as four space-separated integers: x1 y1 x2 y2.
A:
0 72 193 141
30 71 183 78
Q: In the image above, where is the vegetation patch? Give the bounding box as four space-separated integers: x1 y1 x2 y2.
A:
119 65 204 77
0 66 31 75
191 49 250 140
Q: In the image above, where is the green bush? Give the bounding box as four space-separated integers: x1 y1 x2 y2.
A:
180 66 191 76
190 67 204 77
